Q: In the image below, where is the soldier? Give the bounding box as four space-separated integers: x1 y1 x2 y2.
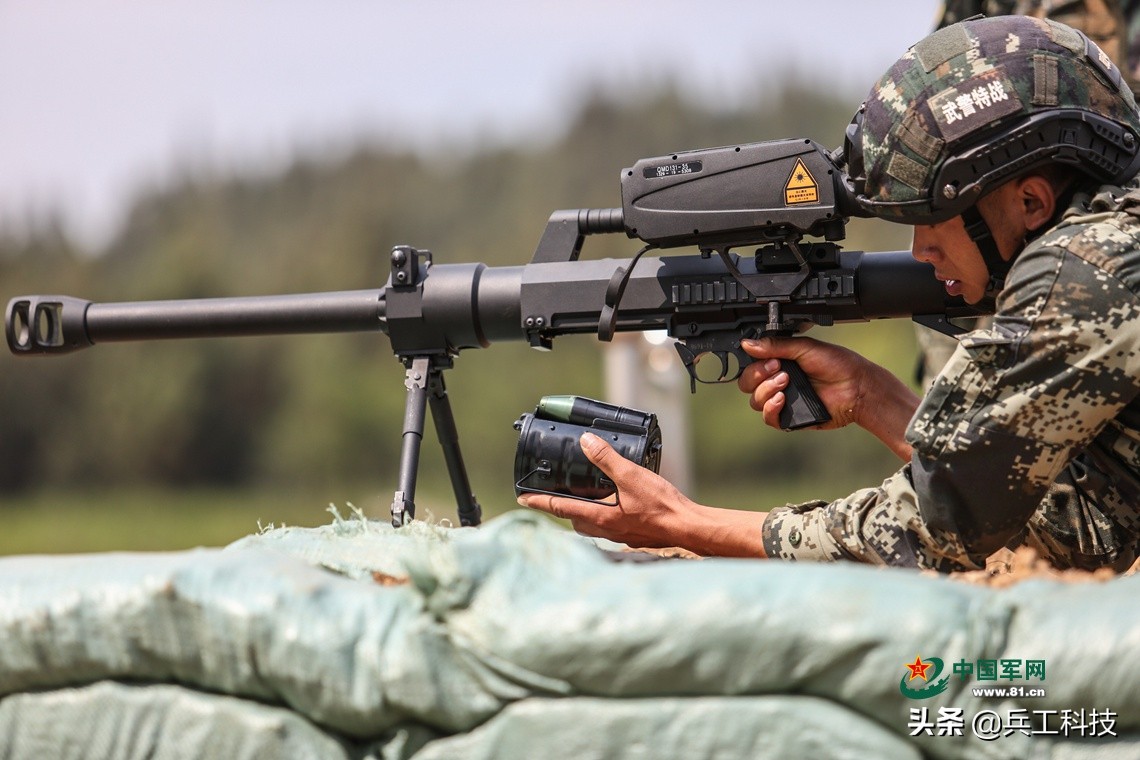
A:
916 1 1136 391
519 15 1140 573
937 1 1130 77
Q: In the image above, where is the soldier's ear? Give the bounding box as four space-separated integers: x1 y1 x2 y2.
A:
1017 175 1058 234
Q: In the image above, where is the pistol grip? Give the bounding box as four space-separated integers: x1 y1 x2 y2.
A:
778 359 831 430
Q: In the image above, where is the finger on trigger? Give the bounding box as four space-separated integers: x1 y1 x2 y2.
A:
740 337 774 359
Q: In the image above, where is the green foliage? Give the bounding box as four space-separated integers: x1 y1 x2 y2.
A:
0 77 922 528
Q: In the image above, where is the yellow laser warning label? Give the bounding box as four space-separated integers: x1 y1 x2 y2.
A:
784 158 819 205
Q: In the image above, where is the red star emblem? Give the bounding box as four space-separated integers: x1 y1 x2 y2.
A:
905 655 933 682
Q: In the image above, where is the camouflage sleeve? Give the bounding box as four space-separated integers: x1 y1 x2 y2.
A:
907 240 1140 559
935 2 1137 95
763 234 1140 572
761 467 981 572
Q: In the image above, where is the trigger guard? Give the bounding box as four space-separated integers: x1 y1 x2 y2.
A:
673 341 754 385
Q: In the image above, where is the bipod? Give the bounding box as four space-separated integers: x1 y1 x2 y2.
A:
390 355 483 528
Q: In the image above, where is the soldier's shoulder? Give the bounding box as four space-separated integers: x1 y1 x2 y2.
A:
1031 181 1140 286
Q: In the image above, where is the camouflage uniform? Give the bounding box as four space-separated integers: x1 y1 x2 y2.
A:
765 183 1140 571
919 1 1137 393
764 17 1140 572
937 1 1130 76
1126 0 1140 75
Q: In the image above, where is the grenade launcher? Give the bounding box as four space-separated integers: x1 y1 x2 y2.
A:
5 138 978 527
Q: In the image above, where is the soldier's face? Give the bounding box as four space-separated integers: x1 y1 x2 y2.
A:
911 217 992 304
911 183 1029 305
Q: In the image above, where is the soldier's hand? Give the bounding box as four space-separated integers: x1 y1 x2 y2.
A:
517 432 698 549
738 336 920 461
737 336 872 431
518 432 768 556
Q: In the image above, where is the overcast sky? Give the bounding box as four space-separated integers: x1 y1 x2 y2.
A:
0 1 942 247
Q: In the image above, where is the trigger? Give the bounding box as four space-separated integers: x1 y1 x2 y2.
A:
717 351 732 381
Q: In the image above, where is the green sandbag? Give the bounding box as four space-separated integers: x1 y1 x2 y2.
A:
0 680 435 760
1 510 1137 759
0 546 522 737
410 695 923 760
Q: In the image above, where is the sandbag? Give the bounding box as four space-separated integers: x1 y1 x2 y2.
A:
0 509 1136 759
409 696 923 760
0 681 435 760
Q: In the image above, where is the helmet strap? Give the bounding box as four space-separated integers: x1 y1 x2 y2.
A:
961 205 1009 298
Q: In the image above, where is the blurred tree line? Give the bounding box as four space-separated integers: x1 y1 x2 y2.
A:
0 79 919 513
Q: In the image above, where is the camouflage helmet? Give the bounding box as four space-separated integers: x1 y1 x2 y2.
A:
843 15 1140 224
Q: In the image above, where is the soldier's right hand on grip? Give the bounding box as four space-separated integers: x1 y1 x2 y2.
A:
776 359 831 430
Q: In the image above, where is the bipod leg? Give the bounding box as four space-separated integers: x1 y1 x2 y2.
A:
427 371 482 527
391 356 430 527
